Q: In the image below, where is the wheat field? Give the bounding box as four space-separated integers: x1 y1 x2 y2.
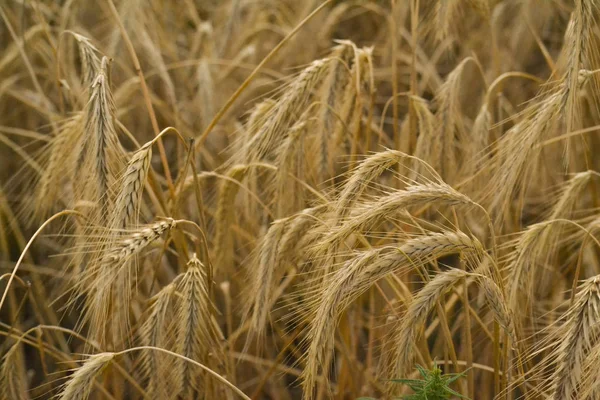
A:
1 0 600 399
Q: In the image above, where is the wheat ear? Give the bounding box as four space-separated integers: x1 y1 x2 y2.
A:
548 276 600 400
315 42 354 182
83 219 177 347
109 140 153 230
58 353 114 400
244 58 330 162
76 56 125 224
317 183 474 254
176 254 217 398
1 338 28 400
302 231 481 399
140 282 180 400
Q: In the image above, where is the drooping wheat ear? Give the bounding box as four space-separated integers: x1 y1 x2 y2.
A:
302 231 481 399
76 56 125 224
548 276 600 400
465 102 492 179
315 41 354 182
579 341 600 399
331 47 372 157
434 57 476 183
109 140 153 230
465 0 490 19
70 32 101 88
389 269 468 382
506 220 555 321
176 254 217 398
1 338 28 400
213 164 250 273
335 148 406 222
274 120 307 218
58 353 114 400
383 270 513 396
140 282 180 400
34 113 84 221
410 97 438 178
487 81 565 220
244 58 330 163
247 205 326 336
317 183 474 254
0 25 43 76
244 99 276 140
507 170 594 321
138 27 177 110
83 219 177 347
549 171 595 220
476 275 517 345
279 206 327 260
248 218 288 337
561 0 598 153
537 171 597 280
435 0 461 40
213 163 275 273
195 22 216 130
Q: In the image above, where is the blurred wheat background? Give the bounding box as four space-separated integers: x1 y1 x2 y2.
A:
1 0 600 399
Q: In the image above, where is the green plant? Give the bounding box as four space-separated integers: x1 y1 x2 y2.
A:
358 364 469 400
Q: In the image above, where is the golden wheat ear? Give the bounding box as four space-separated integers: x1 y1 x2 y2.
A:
386 268 469 390
243 57 331 163
139 282 180 399
302 231 483 400
82 219 177 348
109 139 153 230
507 172 597 326
331 47 373 171
317 183 475 255
273 120 307 218
246 217 288 339
433 57 484 184
1 337 29 400
57 353 114 400
245 205 327 340
33 114 85 222
76 56 126 225
335 149 419 223
410 97 438 178
547 276 600 400
175 254 220 398
314 42 354 183
213 162 276 274
66 31 101 89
